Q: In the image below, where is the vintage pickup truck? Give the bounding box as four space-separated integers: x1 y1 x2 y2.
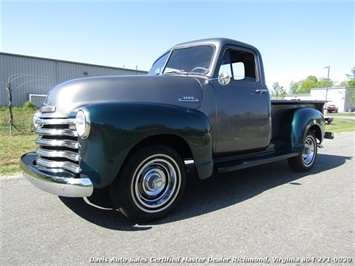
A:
21 38 334 222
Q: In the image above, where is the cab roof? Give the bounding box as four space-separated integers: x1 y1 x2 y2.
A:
172 38 259 53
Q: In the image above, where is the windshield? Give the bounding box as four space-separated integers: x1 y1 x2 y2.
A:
149 45 214 76
148 52 169 75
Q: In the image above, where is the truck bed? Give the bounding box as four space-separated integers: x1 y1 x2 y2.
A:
271 100 326 113
271 100 326 142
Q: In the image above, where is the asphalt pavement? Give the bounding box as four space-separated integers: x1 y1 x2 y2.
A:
1 132 354 265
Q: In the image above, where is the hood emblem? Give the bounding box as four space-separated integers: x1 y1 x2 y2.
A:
179 96 199 102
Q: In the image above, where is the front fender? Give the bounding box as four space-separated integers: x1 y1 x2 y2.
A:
78 102 212 188
291 108 325 152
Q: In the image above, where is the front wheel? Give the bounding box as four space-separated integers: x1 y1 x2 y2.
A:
110 145 186 222
288 131 318 172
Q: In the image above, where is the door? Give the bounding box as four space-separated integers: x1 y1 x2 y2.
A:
213 47 271 153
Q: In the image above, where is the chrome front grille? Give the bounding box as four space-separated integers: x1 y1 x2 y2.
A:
34 117 80 174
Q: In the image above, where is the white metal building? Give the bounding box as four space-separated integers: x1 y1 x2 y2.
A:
285 87 354 112
0 52 148 107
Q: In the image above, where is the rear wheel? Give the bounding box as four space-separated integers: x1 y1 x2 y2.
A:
110 145 186 222
288 131 318 171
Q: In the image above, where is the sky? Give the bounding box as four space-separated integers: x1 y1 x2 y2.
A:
1 0 354 90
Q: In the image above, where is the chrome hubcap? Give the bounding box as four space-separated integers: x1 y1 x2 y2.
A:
132 155 180 213
142 169 166 196
303 136 315 165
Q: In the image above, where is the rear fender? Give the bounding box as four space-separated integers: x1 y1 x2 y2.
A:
291 108 325 152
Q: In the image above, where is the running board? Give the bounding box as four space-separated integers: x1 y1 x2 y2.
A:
217 152 298 173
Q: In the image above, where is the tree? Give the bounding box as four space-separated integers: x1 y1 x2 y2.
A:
297 76 319 94
347 68 355 87
339 80 348 86
290 75 335 94
345 67 355 81
0 74 35 134
345 67 355 109
289 81 300 94
270 82 287 99
5 81 14 134
318 77 334 88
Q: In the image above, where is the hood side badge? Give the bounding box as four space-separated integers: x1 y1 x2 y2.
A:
179 96 199 102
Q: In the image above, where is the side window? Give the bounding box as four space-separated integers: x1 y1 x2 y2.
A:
218 50 232 77
218 48 258 82
232 62 245 80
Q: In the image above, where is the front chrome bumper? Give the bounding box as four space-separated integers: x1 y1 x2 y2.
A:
20 152 93 197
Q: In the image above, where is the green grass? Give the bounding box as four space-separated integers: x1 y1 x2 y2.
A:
325 118 355 133
327 112 355 117
0 107 354 175
0 134 37 175
0 106 36 135
0 107 37 175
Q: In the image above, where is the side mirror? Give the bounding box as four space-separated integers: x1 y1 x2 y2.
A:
218 72 231 86
204 72 231 86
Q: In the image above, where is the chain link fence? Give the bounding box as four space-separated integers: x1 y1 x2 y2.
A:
345 86 355 111
0 106 35 135
0 82 37 135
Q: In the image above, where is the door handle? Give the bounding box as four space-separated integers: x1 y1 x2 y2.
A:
255 89 267 94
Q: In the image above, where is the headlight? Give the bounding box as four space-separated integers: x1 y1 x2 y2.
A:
33 110 42 129
75 110 90 139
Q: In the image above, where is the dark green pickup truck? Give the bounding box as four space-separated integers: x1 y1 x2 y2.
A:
21 38 333 222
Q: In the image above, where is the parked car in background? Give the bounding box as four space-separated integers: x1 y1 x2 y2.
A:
327 104 338 113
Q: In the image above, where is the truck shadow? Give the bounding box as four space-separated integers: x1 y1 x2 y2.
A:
59 153 351 230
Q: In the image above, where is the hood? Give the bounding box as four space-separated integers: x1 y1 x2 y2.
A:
42 75 204 117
